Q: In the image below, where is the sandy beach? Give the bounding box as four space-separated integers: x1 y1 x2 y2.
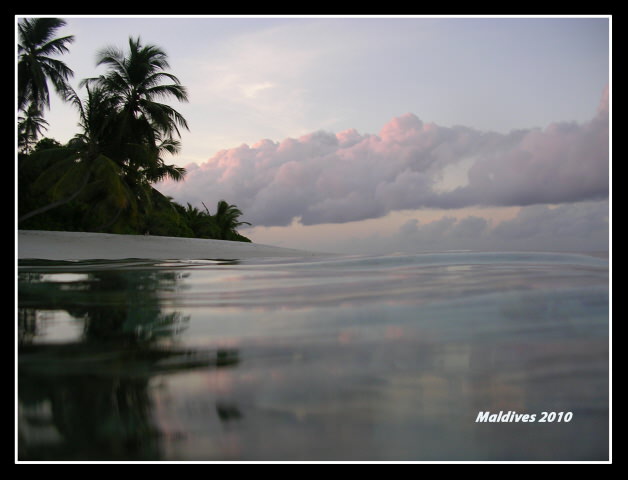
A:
17 230 324 261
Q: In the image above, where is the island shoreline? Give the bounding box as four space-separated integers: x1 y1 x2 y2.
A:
17 230 326 261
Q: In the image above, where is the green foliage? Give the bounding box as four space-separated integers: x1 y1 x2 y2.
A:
33 137 62 151
140 191 194 237
211 200 252 241
17 24 252 243
18 105 49 153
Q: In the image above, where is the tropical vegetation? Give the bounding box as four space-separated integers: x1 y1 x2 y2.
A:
17 17 251 242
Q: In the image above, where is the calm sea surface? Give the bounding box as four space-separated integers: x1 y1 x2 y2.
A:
17 251 609 461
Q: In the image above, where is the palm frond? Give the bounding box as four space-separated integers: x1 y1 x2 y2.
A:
17 17 74 114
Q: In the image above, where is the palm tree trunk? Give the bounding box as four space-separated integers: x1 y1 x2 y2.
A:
18 169 91 223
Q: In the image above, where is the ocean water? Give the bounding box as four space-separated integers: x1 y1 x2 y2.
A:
17 251 609 461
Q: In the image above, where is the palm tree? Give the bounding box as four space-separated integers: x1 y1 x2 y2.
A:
212 200 251 240
82 36 189 152
99 132 188 232
177 203 217 238
17 17 74 115
124 133 187 185
74 37 190 230
18 104 49 153
19 34 191 234
18 85 131 226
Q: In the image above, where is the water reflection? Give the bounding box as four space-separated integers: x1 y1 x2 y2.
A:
17 254 609 461
18 267 239 461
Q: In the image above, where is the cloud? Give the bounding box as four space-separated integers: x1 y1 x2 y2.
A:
333 200 609 254
388 215 489 252
491 201 609 245
156 88 609 227
398 201 609 252
439 92 610 208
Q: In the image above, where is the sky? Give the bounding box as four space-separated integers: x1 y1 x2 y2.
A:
19 15 611 254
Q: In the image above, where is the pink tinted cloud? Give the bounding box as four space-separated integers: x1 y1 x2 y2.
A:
157 88 609 227
446 95 609 208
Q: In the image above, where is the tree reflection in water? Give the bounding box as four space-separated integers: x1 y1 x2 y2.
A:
18 266 239 461
17 255 609 461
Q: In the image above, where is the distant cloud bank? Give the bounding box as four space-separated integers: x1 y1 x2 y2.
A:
386 201 609 253
157 87 609 227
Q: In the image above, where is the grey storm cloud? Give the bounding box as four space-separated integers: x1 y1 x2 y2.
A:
157 87 609 227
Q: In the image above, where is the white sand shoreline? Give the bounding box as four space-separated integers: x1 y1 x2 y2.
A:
18 230 326 261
